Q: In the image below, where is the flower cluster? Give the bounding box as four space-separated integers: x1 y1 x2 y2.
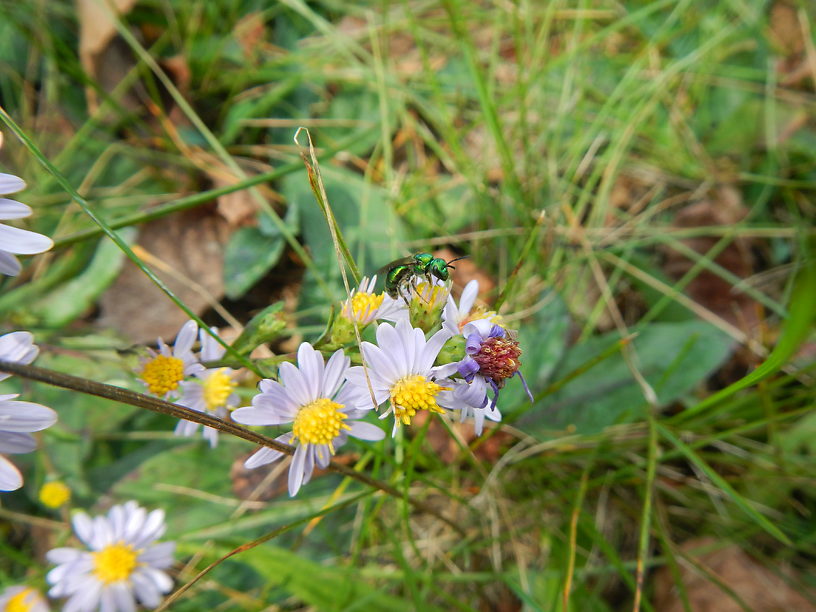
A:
138 321 239 447
229 268 530 495
46 501 175 612
0 331 58 492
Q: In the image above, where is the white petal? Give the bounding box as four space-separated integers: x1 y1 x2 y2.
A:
0 199 32 220
0 251 21 276
322 349 348 399
348 421 385 442
0 224 53 254
288 444 308 496
0 456 22 490
459 280 479 317
278 361 312 406
232 405 291 427
0 400 57 432
252 386 299 418
110 582 136 612
173 320 198 355
0 331 38 364
377 322 408 375
0 431 36 454
72 512 94 546
244 438 289 469
297 342 324 398
0 174 26 194
419 327 451 373
139 541 175 569
200 327 226 362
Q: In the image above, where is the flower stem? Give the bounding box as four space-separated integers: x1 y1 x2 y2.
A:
0 360 466 534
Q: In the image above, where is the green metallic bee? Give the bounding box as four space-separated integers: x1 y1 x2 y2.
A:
380 252 467 302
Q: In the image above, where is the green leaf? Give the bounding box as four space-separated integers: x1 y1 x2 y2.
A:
523 320 733 436
236 544 424 612
30 229 134 326
502 290 569 413
658 423 792 545
223 226 286 299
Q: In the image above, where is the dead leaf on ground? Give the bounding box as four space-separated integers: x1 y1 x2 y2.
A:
97 208 230 342
433 247 496 300
652 537 816 612
662 186 759 330
76 0 138 113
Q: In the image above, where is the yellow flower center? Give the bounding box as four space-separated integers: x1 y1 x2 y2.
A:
5 588 38 612
92 543 139 584
347 291 384 321
292 398 349 450
460 307 504 330
389 375 448 425
203 368 236 411
39 481 71 508
140 355 185 395
413 281 447 311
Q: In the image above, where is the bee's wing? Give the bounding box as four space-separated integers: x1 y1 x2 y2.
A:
374 256 416 276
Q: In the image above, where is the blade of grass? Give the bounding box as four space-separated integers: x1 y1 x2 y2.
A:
657 423 791 545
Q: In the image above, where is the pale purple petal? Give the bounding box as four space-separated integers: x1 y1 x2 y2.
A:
200 327 226 362
347 421 385 441
173 320 198 355
0 331 39 365
0 400 57 432
0 251 21 276
278 361 311 406
0 173 26 194
322 349 348 399
0 431 36 454
0 224 53 254
109 582 136 612
232 405 292 426
0 456 22 490
296 342 324 398
288 444 308 496
419 327 452 372
0 199 32 220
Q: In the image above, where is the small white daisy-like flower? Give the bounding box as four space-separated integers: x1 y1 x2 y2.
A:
0 173 53 277
175 327 238 447
0 331 58 492
0 585 49 612
232 342 384 496
341 275 405 325
345 319 466 436
442 279 503 336
46 501 175 612
138 320 204 399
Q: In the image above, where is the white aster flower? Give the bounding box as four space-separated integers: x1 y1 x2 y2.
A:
138 320 204 399
0 173 53 276
46 501 175 612
232 342 384 496
345 319 465 436
0 331 58 492
341 275 405 325
442 279 504 336
0 585 49 612
175 327 238 447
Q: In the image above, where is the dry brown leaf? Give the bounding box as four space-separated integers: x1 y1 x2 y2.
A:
769 2 805 56
652 538 816 612
76 0 138 112
97 209 230 342
433 247 496 299
662 186 758 330
234 12 267 62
